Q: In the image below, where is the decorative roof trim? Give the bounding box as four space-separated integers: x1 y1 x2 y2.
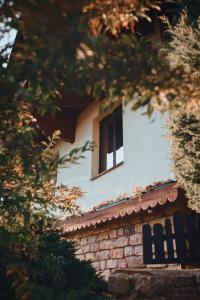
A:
62 182 180 233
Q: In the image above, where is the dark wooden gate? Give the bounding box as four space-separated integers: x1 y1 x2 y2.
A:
143 211 200 264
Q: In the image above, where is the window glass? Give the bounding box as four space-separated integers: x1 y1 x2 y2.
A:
115 109 123 165
99 105 123 173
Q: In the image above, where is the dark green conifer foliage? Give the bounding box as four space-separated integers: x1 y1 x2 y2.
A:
166 0 200 211
170 111 200 212
0 231 110 300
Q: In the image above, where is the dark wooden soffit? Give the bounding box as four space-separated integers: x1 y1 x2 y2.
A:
36 115 76 142
62 182 185 233
37 92 93 143
10 33 93 143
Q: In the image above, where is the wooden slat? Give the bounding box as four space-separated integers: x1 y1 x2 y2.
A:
154 223 165 263
196 215 200 260
173 211 188 263
186 214 196 262
165 218 175 263
143 211 200 265
143 224 153 264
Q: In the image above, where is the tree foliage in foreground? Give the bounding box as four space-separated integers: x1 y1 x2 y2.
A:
170 111 200 213
0 231 109 300
1 0 199 115
0 0 200 298
165 0 200 212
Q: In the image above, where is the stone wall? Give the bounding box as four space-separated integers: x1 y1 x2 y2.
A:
108 269 200 300
75 224 143 279
66 204 182 279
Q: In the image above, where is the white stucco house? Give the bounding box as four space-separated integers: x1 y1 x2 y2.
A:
37 11 173 211
51 99 172 211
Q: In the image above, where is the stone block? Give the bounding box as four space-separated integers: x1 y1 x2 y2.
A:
109 229 117 239
91 261 100 271
75 247 83 255
102 269 111 281
124 246 134 257
82 244 90 253
108 274 130 295
126 256 143 267
106 259 118 269
110 248 124 259
118 259 128 269
133 274 151 294
135 245 143 256
108 269 200 299
99 239 114 250
80 237 88 246
85 252 95 260
100 260 106 270
150 276 173 297
96 250 110 260
87 235 97 244
90 243 99 252
115 237 129 248
135 223 143 233
117 227 124 236
129 233 142 246
124 225 135 236
98 232 109 241
172 276 196 288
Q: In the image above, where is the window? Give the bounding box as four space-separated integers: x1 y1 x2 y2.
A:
99 105 123 173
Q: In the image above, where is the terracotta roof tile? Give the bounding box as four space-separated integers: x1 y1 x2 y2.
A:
62 182 180 233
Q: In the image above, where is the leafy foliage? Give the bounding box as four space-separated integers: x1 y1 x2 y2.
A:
86 0 161 35
0 231 110 300
1 0 198 116
0 94 95 299
166 12 200 76
170 111 200 212
0 1 109 299
0 0 200 298
165 1 200 211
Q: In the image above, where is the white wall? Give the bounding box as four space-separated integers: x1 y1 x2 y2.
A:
55 101 172 211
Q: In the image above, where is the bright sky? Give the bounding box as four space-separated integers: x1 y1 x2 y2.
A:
0 28 16 47
0 25 17 64
0 0 16 49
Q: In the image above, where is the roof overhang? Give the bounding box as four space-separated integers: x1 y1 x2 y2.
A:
62 182 186 233
36 92 93 143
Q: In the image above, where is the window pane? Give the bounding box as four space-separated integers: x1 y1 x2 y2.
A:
106 152 114 170
99 117 114 173
106 120 114 169
116 146 124 164
115 107 123 164
115 109 123 150
99 105 123 173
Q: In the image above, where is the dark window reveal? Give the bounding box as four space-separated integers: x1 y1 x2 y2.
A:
99 105 123 173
